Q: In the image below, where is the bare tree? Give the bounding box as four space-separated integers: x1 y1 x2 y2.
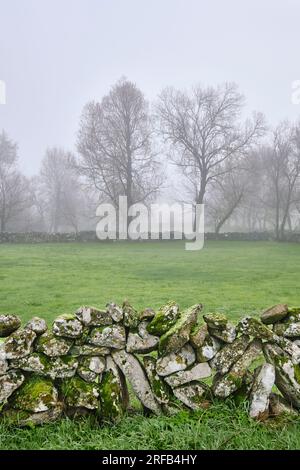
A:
39 148 83 233
77 78 161 215
207 166 246 233
0 131 31 232
157 83 265 209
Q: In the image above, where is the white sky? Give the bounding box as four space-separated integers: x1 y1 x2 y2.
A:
1 0 300 175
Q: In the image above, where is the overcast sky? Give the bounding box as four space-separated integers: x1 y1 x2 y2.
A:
1 0 300 175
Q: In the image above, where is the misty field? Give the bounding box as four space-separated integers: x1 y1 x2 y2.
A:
1 240 300 450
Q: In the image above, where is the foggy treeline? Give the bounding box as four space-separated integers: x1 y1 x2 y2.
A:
1 77 300 239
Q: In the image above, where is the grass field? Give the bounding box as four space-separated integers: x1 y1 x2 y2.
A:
0 240 300 450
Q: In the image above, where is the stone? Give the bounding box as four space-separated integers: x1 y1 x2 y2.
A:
122 301 140 329
260 304 288 324
61 376 100 410
70 344 110 357
203 312 228 330
233 371 254 405
210 335 251 375
209 324 236 344
88 325 126 349
112 350 161 414
140 308 155 321
159 304 201 354
2 404 63 427
4 328 36 359
10 375 58 412
77 356 105 383
237 316 274 341
126 321 159 353
173 382 210 410
99 356 128 421
196 335 222 362
249 364 275 420
35 331 73 357
275 336 300 364
25 317 48 335
156 344 195 377
164 362 211 388
0 314 21 337
10 353 78 380
147 301 180 336
75 306 112 326
53 314 83 338
0 348 8 375
269 393 298 418
282 322 300 338
143 356 172 404
0 369 25 403
264 343 300 409
189 324 208 349
106 303 123 323
213 339 263 398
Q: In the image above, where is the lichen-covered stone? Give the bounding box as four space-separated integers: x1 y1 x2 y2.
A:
196 335 221 362
147 301 180 336
164 362 211 388
249 364 275 420
0 348 8 375
61 376 100 410
99 356 127 421
10 353 78 379
189 323 208 349
203 312 228 329
143 356 172 404
264 343 300 409
237 316 274 341
210 335 251 375
52 314 83 338
35 331 73 357
106 303 123 323
172 382 210 410
0 369 24 403
88 325 126 349
112 350 161 414
0 314 21 337
25 317 48 335
10 375 58 412
4 328 36 359
69 344 110 357
282 322 300 338
126 321 159 353
269 393 298 418
275 336 300 364
77 356 105 383
209 324 236 344
213 339 262 398
140 308 155 321
75 306 112 326
159 304 201 354
122 301 140 329
260 304 288 325
2 404 63 427
156 344 195 377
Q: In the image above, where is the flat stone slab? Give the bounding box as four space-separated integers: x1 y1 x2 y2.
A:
126 321 159 353
164 362 211 388
156 344 195 377
76 306 113 326
173 382 210 410
249 364 275 420
0 369 25 403
260 304 288 325
112 350 161 414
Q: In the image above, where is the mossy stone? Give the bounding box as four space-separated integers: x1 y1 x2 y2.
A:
146 301 180 336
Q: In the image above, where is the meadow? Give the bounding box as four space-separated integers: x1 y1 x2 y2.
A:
0 240 300 450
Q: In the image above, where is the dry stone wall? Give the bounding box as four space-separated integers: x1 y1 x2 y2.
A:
0 302 300 426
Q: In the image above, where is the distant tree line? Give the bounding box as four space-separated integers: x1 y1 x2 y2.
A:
1 77 300 240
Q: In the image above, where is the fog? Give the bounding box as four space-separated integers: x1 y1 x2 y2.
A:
1 1 300 237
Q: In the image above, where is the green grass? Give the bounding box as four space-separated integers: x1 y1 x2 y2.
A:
0 240 300 450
